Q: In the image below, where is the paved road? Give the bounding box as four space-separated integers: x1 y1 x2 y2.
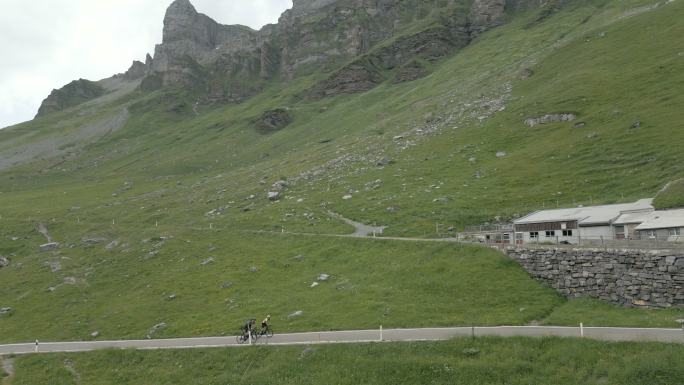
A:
1 326 682 356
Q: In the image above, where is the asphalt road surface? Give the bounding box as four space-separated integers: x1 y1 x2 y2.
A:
1 326 682 356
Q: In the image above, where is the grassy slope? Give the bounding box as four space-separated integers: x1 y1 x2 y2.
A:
11 338 684 385
0 0 683 345
0 234 564 343
1 0 683 236
654 179 684 209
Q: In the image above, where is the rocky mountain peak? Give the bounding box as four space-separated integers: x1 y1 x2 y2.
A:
291 0 339 16
166 0 197 19
162 0 204 44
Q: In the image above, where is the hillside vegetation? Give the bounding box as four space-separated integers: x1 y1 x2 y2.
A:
654 179 684 209
1 0 683 345
11 338 684 385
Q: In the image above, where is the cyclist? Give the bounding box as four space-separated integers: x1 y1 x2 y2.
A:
241 318 256 340
260 315 271 334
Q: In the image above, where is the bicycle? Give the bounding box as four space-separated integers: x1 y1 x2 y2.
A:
235 326 273 344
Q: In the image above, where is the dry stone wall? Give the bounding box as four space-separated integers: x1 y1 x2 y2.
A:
507 248 684 308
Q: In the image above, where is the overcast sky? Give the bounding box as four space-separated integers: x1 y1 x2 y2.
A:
0 0 292 129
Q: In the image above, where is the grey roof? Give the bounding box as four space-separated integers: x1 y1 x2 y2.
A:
514 199 654 226
635 209 684 231
612 209 657 225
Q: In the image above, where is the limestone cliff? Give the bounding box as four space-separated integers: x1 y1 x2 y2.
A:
37 0 553 115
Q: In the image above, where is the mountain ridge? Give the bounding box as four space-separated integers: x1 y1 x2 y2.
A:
35 0 544 117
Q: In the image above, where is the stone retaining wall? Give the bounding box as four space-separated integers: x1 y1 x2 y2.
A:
507 249 684 308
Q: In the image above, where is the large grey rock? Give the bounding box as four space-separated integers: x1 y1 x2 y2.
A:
0 307 13 316
267 191 281 201
39 243 60 252
0 256 9 268
288 310 304 319
317 274 331 281
147 322 168 339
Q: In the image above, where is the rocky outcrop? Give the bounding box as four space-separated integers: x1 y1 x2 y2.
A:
38 0 556 115
470 0 507 36
393 60 429 83
509 248 684 308
524 113 576 127
255 109 293 134
36 79 105 117
292 0 339 16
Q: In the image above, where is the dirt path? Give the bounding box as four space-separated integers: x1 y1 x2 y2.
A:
37 223 53 243
328 212 387 237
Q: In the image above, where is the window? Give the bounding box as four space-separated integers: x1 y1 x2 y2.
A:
562 230 573 237
647 230 657 238
669 228 681 236
545 231 556 237
530 232 539 239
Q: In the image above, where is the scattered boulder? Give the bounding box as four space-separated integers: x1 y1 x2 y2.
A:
200 257 215 266
292 255 305 262
462 348 481 357
0 307 13 316
631 121 641 129
147 322 168 339
496 151 507 158
249 266 259 273
0 256 9 268
82 237 108 246
90 331 100 339
310 282 320 288
105 240 120 250
524 113 576 127
167 294 177 300
272 180 288 191
220 281 233 289
573 122 586 128
44 261 62 273
255 109 293 134
40 242 60 252
299 347 317 360
288 310 304 319
268 191 281 201
376 157 394 167
342 195 353 200
317 274 331 282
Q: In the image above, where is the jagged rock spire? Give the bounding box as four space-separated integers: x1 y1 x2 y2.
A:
162 0 205 44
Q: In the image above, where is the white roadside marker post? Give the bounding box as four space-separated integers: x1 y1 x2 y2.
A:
580 323 584 338
35 340 39 353
248 330 252 345
380 325 383 342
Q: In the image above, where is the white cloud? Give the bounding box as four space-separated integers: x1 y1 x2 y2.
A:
0 0 292 129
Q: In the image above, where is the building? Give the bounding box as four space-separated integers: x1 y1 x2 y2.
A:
634 209 684 241
513 199 654 244
611 209 656 239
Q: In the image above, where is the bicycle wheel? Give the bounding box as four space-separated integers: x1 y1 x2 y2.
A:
236 335 246 344
264 328 274 338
